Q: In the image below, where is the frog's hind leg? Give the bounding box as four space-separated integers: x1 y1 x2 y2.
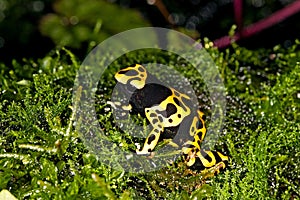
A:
194 150 229 174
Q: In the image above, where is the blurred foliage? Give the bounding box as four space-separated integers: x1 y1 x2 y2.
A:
115 0 300 48
39 0 150 50
0 0 149 63
1 0 300 64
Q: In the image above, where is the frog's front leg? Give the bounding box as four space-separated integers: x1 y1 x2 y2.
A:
136 108 164 155
136 126 163 155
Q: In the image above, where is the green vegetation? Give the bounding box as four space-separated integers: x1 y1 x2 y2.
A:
0 41 299 199
39 0 150 49
0 0 150 63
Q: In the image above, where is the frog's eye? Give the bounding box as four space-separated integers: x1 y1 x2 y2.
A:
115 64 147 89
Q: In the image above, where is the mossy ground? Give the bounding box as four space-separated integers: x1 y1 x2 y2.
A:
0 42 299 199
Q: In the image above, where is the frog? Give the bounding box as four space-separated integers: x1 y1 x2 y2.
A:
112 64 228 172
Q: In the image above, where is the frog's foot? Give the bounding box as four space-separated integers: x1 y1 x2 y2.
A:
136 148 151 155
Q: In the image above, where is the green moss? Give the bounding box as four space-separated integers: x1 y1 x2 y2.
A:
0 42 299 199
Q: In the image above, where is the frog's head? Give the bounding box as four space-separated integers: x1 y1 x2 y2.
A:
115 64 147 90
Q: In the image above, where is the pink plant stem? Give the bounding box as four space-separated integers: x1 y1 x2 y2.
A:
234 0 243 32
214 0 300 48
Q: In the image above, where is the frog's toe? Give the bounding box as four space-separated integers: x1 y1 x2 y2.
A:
136 148 151 155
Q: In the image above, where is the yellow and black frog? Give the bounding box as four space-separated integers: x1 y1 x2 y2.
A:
111 64 228 173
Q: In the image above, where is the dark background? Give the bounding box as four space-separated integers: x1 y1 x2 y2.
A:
0 0 299 64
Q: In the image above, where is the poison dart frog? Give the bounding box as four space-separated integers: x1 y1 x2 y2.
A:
112 64 228 173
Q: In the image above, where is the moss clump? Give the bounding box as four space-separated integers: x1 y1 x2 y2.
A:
0 41 299 199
